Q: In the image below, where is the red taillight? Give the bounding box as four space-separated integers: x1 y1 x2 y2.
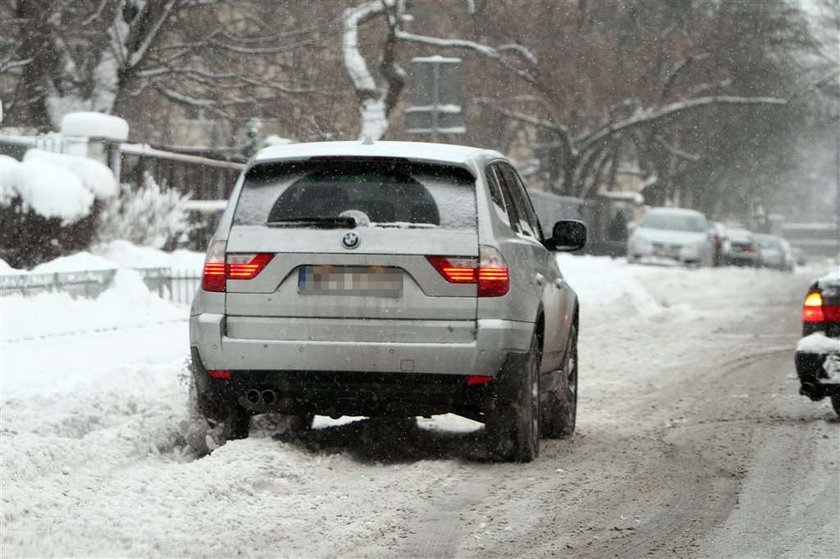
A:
202 241 227 292
207 369 231 380
201 240 273 293
227 253 274 280
426 246 509 297
467 375 493 385
803 292 824 323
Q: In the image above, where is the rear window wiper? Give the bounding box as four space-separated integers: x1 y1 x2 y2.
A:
266 217 357 229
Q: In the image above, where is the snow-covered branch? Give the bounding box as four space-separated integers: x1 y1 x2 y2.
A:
342 1 391 140
474 96 575 160
654 135 701 162
658 52 709 102
578 95 788 153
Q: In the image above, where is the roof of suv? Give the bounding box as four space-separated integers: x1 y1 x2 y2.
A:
253 141 500 167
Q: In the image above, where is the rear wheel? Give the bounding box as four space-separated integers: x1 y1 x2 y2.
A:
542 324 578 439
831 395 840 417
486 334 541 462
185 377 250 454
221 404 250 441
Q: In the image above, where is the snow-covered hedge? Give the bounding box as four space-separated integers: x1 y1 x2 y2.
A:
97 174 194 250
0 150 117 268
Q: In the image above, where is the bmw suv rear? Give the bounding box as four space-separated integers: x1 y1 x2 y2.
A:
189 141 585 461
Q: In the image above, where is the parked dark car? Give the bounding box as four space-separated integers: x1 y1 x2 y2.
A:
795 271 840 416
722 227 760 267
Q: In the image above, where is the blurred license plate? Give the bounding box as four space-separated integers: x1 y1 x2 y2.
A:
298 266 402 297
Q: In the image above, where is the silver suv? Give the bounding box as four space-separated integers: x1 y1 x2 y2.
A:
189 141 585 461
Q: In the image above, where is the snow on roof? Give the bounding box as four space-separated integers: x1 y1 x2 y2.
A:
60 112 129 142
817 270 840 289
253 141 493 167
646 206 705 216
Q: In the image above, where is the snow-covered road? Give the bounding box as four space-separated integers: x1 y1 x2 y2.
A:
1 257 838 557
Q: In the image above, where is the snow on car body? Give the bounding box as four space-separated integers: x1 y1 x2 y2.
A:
189 140 586 461
796 270 840 416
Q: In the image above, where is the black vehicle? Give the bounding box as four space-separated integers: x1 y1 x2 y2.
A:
795 271 840 416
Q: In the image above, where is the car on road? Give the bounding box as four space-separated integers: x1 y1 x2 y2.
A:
189 141 586 462
795 271 840 416
710 221 728 267
754 233 794 271
721 227 760 267
626 207 714 266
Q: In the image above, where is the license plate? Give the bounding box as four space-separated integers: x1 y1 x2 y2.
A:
298 265 403 297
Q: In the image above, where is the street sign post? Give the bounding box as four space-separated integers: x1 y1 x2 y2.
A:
404 56 465 141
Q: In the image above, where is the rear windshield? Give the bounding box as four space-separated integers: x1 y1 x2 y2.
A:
233 159 476 229
640 211 707 233
755 236 779 249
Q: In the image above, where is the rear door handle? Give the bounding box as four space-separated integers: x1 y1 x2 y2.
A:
535 273 545 286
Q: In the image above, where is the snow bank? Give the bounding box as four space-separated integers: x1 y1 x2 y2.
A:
14 157 92 221
0 149 117 222
0 154 20 203
24 149 118 199
93 240 204 272
0 269 183 342
32 251 118 273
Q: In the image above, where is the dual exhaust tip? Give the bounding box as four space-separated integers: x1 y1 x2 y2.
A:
246 388 277 405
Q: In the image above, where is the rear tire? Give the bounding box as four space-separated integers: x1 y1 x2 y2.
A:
486 334 541 462
222 404 250 441
542 324 578 439
831 395 840 417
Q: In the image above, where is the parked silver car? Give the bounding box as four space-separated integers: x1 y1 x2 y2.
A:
626 207 714 266
754 233 794 271
189 141 586 462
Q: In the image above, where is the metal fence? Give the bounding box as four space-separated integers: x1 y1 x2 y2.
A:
0 268 202 306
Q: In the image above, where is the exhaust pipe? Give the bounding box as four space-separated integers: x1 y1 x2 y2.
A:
246 389 262 404
261 389 277 405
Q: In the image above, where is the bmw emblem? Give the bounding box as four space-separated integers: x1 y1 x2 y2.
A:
341 231 360 250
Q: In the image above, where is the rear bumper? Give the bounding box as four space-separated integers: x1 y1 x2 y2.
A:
795 350 840 400
724 253 758 266
190 314 534 376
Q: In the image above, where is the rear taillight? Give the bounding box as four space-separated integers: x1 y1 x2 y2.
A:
477 246 510 297
426 246 509 297
202 240 227 292
226 253 274 280
803 291 824 323
202 240 274 293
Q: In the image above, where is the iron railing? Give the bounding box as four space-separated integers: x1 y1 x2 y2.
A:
0 267 202 306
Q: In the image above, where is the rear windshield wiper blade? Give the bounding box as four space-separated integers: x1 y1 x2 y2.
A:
266 217 357 229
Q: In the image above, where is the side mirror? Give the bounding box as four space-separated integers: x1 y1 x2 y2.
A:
548 220 587 252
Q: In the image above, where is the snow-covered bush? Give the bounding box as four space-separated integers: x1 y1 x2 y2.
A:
0 151 117 268
98 174 193 251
